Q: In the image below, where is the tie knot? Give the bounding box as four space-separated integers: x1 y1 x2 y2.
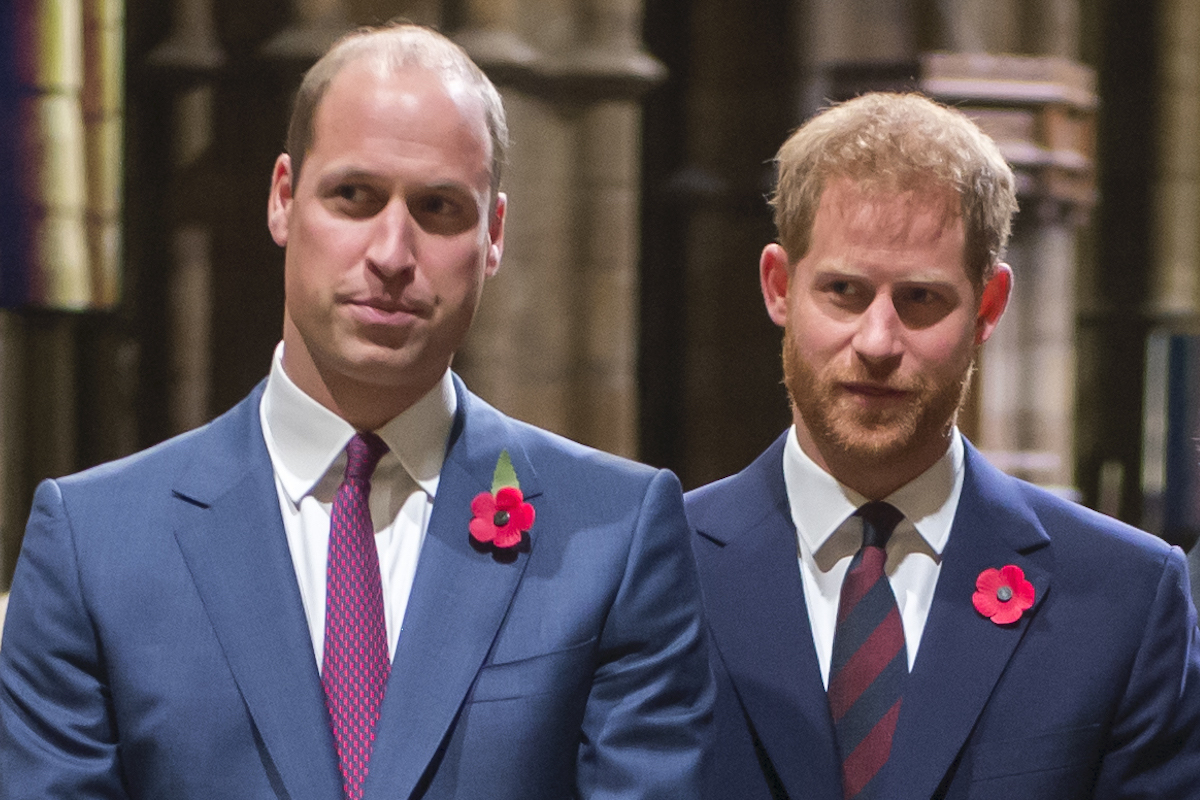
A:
856 501 904 549
344 432 388 484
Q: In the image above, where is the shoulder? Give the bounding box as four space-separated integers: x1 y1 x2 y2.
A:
965 443 1178 575
458 386 667 498
49 385 264 500
1026 480 1176 577
684 433 789 530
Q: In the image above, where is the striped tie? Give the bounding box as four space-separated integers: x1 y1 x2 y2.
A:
324 432 391 800
827 501 907 799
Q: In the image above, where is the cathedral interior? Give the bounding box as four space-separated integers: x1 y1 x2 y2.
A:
0 0 1197 597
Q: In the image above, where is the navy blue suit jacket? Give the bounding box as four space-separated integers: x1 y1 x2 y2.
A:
687 433 1200 799
0 377 713 799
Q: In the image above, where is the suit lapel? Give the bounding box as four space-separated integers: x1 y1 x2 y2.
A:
171 386 343 800
364 380 539 800
887 443 1053 800
691 436 843 798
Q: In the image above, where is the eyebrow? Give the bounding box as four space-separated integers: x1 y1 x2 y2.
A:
315 168 479 198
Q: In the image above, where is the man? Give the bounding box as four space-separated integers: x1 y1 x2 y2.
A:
687 92 1200 799
0 24 711 800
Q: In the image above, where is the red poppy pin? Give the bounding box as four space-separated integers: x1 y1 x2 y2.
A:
972 564 1035 625
469 450 535 549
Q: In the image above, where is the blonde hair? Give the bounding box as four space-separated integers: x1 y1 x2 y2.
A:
286 22 508 203
771 92 1017 286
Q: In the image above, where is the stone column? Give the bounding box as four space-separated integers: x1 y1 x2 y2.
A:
801 0 917 114
260 0 351 62
453 0 662 458
16 0 91 308
0 0 89 585
82 0 123 307
452 0 577 437
921 54 1096 493
1149 0 1200 320
146 0 225 435
1141 0 1200 546
0 314 23 588
933 0 1022 53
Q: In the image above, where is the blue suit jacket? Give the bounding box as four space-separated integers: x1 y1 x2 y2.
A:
687 433 1200 799
0 378 713 799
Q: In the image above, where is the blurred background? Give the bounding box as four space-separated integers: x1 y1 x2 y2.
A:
0 0 1197 593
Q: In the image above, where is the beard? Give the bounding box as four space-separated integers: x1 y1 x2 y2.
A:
781 330 974 466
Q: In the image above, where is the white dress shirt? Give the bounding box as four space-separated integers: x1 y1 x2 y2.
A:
259 343 456 668
781 426 965 687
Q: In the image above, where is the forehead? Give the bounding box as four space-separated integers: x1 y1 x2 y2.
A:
310 59 491 178
806 178 968 273
816 178 961 243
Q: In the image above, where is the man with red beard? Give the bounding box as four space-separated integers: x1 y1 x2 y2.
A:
687 92 1200 800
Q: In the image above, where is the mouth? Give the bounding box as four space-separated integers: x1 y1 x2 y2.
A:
839 381 911 402
344 297 432 324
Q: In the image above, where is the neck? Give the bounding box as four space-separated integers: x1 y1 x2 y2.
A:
793 419 953 500
280 329 435 432
303 374 425 432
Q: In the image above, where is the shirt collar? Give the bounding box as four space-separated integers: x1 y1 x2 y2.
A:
259 342 457 504
781 425 964 557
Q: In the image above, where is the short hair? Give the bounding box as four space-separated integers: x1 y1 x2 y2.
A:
770 92 1017 287
286 22 509 204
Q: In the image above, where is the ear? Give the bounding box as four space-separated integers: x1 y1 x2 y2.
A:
267 154 293 247
760 243 793 328
975 262 1012 345
484 192 506 277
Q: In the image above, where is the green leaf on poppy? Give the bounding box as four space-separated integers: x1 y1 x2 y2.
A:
491 449 520 493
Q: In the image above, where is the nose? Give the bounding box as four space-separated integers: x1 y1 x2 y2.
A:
365 199 417 277
851 292 904 364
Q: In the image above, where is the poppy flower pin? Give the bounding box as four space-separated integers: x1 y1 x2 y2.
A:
973 564 1035 625
469 450 535 549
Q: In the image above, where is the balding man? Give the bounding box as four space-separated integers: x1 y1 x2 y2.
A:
1 23 711 800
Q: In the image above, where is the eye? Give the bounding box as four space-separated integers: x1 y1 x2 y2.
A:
408 190 479 235
819 278 872 313
326 183 385 217
415 194 457 217
902 286 936 305
894 285 957 329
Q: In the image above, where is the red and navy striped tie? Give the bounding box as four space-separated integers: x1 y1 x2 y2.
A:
827 501 907 799
323 432 391 800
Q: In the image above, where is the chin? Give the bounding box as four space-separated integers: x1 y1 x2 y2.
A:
826 424 920 464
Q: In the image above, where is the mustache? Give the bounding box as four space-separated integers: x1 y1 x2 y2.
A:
341 293 435 317
830 370 927 395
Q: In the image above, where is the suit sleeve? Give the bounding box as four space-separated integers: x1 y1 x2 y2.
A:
1093 546 1200 799
0 479 130 800
574 469 715 799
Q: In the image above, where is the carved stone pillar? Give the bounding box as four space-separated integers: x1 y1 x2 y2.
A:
1142 0 1200 548
147 0 224 435
0 314 79 588
933 0 1022 53
453 0 663 457
1149 0 1200 320
0 0 137 587
921 54 1097 492
82 0 124 307
0 314 23 587
261 0 351 63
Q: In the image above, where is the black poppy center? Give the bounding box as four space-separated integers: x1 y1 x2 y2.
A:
493 510 511 527
996 586 1013 602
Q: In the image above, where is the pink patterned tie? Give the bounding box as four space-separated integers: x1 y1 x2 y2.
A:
323 432 390 800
